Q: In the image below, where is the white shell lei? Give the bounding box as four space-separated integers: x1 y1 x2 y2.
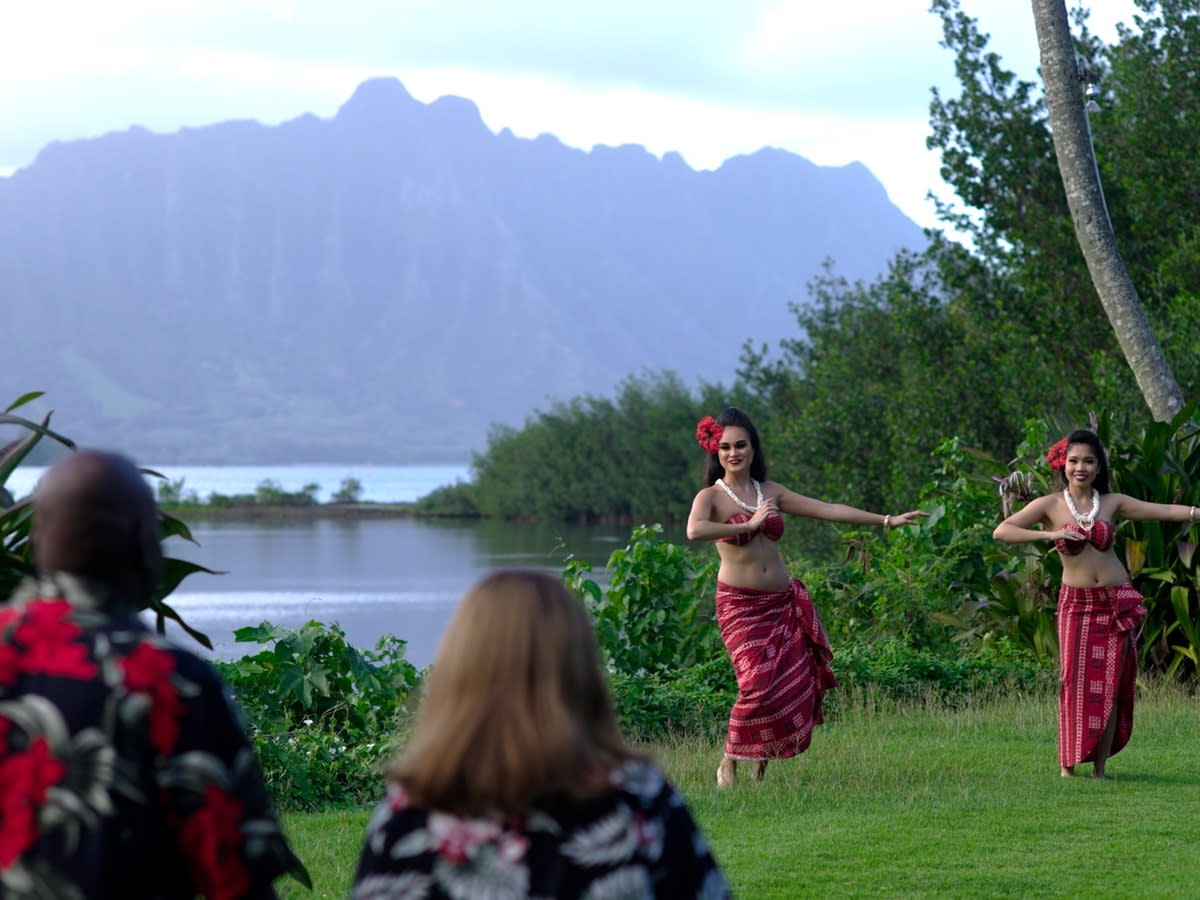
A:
1063 488 1100 531
716 478 763 513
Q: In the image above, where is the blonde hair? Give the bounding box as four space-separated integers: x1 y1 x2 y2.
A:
387 569 638 817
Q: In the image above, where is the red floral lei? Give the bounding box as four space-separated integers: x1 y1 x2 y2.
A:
1045 437 1068 470
695 416 722 454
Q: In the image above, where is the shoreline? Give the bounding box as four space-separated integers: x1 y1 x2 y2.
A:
160 502 429 521
161 503 666 526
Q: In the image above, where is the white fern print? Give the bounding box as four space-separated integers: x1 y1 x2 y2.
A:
388 827 434 860
432 848 530 900
560 808 639 867
613 761 665 804
351 871 434 900
579 865 654 899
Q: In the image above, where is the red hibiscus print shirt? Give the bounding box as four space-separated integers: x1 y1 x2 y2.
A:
0 578 307 899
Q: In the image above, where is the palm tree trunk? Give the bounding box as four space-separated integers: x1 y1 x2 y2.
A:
1031 0 1184 421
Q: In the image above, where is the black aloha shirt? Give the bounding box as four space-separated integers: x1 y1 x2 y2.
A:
352 759 731 899
0 575 308 899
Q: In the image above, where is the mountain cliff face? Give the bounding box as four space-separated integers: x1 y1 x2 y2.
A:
0 77 924 462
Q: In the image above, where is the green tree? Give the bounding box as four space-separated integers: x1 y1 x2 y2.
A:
1100 0 1200 399
731 0 1200 536
470 372 750 521
924 0 1127 422
924 0 1199 425
739 253 1023 519
331 477 363 504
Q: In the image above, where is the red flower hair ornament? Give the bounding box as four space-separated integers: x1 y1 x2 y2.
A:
695 416 722 454
1045 437 1068 471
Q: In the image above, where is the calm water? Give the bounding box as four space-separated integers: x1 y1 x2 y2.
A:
162 518 632 667
5 463 685 666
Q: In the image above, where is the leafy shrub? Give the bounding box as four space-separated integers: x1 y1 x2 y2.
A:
792 434 1047 665
829 636 1050 711
214 620 423 809
3 394 76 600
607 656 736 742
875 429 1067 665
957 407 1200 679
410 482 478 517
254 479 319 506
606 634 1048 742
566 511 1053 742
565 523 723 676
1102 403 1200 678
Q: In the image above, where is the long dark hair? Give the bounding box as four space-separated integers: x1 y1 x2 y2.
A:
703 407 768 485
1053 429 1111 494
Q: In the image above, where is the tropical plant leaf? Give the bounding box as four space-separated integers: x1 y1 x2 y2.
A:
1179 540 1198 570
3 392 44 414
158 509 199 544
0 412 76 453
0 413 58 488
1124 539 1147 577
149 598 213 650
156 557 220 600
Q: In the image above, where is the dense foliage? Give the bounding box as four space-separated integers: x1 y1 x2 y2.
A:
8 393 1194 810
158 477 375 509
931 408 1200 679
469 372 759 521
1091 406 1200 677
565 523 721 676
562 509 1054 743
214 620 422 810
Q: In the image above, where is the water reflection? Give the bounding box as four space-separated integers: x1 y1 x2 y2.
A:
160 518 677 667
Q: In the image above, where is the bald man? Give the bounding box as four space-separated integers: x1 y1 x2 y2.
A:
0 451 308 899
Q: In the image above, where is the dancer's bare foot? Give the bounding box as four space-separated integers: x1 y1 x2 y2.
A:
1092 767 1106 780
753 759 768 782
716 757 736 788
1060 766 1075 777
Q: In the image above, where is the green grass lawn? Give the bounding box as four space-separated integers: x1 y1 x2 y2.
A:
277 683 1200 899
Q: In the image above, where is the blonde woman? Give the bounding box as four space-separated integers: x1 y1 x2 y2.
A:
352 569 730 899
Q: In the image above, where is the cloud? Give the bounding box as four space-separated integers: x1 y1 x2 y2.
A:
0 0 1142 227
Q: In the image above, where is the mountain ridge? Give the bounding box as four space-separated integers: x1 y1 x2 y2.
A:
0 77 925 463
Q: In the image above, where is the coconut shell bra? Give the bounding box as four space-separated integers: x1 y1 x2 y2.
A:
718 512 785 545
1054 520 1115 556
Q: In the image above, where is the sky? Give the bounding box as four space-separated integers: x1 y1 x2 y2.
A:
0 1 1143 229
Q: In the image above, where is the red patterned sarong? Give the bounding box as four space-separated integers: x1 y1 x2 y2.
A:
716 579 837 760
1056 583 1146 768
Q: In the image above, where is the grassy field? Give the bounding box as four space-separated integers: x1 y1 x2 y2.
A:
277 683 1200 899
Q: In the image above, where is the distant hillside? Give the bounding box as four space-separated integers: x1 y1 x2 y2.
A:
0 77 924 463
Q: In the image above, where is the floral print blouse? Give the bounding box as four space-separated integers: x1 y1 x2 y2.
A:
352 759 730 899
0 576 307 899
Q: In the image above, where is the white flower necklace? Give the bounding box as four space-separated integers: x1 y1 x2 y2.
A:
716 478 763 513
1063 488 1100 531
